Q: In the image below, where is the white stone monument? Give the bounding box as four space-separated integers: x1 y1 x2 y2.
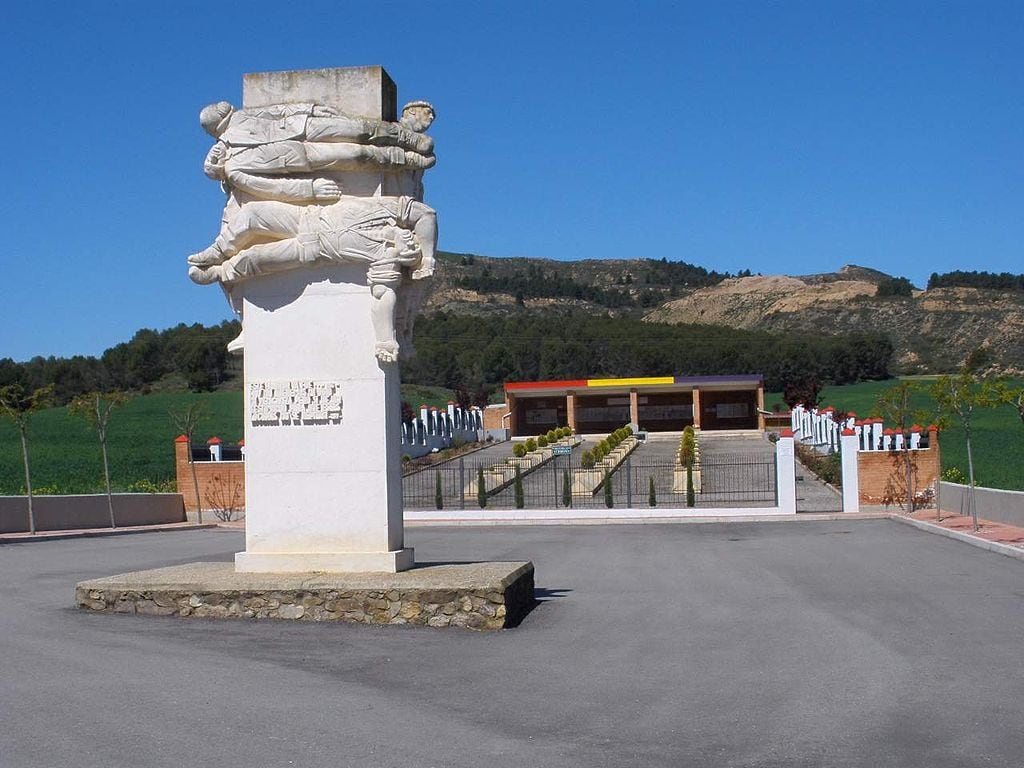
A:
75 66 534 630
188 66 437 573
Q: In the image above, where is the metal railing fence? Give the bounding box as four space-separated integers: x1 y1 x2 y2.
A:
403 453 777 511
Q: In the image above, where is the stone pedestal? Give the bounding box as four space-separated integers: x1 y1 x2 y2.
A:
235 263 411 573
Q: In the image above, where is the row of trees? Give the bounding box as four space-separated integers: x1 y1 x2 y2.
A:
404 312 894 400
0 321 240 406
927 270 1024 292
449 256 733 311
865 371 1024 529
0 386 211 533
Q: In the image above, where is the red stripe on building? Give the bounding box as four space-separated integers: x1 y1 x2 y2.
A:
505 379 588 391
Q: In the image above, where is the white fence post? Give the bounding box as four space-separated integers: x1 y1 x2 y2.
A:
776 430 797 514
840 429 860 513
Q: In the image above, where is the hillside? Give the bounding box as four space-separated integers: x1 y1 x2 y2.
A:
424 256 1024 374
643 266 1024 374
423 251 731 316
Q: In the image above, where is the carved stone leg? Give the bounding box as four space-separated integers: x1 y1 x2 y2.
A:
214 201 305 259
218 238 310 283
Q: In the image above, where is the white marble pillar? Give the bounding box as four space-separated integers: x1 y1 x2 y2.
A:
840 429 860 513
776 431 797 514
233 67 415 574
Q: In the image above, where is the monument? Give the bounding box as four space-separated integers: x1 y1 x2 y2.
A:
76 67 534 629
188 66 433 573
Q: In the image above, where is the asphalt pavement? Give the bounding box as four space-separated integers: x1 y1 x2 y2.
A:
2 520 1023 767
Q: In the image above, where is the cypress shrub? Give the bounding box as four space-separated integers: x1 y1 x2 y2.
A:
514 466 524 509
562 469 572 507
686 464 695 507
604 472 614 508
648 476 656 507
477 466 487 509
434 471 443 510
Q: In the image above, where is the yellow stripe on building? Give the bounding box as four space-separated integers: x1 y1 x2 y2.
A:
585 377 676 388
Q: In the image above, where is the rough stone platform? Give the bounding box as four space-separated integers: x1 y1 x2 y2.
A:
76 561 534 630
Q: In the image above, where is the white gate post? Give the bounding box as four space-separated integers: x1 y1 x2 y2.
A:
776 429 797 514
840 428 860 513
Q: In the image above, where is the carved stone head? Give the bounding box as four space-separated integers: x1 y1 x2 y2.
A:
199 101 235 137
400 101 435 133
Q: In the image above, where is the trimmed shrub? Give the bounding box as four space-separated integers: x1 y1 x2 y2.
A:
546 430 557 443
648 476 656 507
434 471 443 510
513 443 527 458
679 426 696 468
581 449 595 469
477 467 487 509
525 438 537 452
686 464 695 507
514 466 524 509
562 469 572 507
604 472 614 508
538 435 549 448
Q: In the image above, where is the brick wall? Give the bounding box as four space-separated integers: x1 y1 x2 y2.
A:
482 403 508 433
857 430 940 504
174 438 246 515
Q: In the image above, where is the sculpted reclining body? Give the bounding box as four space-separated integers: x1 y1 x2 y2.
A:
188 99 437 362
189 195 436 362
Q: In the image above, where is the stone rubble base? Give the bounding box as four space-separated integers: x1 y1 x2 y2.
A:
76 561 534 631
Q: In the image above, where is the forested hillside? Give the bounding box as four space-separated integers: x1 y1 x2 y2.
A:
403 313 891 399
1 313 892 406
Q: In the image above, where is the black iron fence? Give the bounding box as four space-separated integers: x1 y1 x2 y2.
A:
403 453 777 511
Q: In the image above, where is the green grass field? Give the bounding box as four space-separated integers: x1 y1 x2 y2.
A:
0 384 456 495
767 379 1024 491
4 378 1018 494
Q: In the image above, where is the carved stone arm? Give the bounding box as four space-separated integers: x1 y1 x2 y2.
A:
203 143 228 181
244 102 316 120
225 169 322 203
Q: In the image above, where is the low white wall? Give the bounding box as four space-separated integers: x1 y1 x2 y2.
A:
939 482 1024 528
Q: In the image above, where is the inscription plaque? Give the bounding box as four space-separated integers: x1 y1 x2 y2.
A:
250 381 343 425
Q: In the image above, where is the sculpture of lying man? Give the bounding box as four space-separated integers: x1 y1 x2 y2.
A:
188 196 436 363
199 100 435 183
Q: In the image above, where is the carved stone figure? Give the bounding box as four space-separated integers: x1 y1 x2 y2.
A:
189 95 437 362
189 195 436 362
200 101 434 185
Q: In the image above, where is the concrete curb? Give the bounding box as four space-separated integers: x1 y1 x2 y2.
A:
888 514 1024 562
406 511 889 527
0 523 219 544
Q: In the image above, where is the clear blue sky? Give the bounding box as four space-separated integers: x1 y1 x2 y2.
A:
2 1 1021 361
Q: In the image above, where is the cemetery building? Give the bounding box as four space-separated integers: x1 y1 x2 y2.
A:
503 375 765 436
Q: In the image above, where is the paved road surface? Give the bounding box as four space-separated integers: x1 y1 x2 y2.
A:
2 521 1022 767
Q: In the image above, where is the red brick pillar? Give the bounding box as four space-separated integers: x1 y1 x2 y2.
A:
629 388 639 429
507 393 518 437
566 391 577 432
692 389 702 429
757 385 766 431
174 436 198 513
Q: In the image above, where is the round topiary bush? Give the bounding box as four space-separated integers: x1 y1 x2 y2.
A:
547 430 557 442
513 443 527 458
538 435 549 448
581 449 595 469
525 438 537 452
